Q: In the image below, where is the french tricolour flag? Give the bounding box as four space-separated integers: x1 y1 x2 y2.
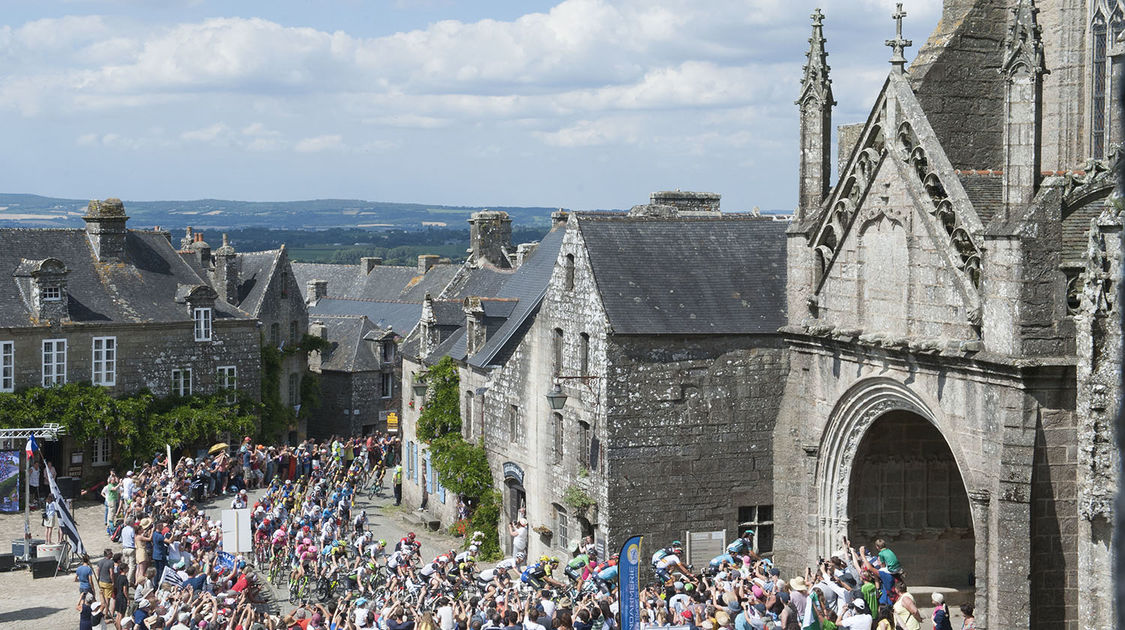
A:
25 434 39 460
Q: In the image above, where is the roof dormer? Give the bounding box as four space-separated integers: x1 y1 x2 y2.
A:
14 258 69 324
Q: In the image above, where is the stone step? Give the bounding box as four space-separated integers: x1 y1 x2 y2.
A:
908 585 974 608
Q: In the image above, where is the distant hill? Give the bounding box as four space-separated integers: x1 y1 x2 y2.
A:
0 193 567 230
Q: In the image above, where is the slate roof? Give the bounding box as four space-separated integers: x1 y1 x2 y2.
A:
1062 196 1109 265
292 262 360 301
310 298 422 337
576 216 787 335
315 315 385 372
292 261 459 303
956 171 1004 226
466 228 565 367
0 228 250 327
235 249 282 317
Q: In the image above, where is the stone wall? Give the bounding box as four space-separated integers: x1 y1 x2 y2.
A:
773 336 1077 630
603 335 786 556
1 320 260 399
816 157 977 342
908 0 1007 170
254 249 309 423
312 369 396 438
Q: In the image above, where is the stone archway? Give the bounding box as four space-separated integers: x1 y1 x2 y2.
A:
847 410 975 587
814 378 977 589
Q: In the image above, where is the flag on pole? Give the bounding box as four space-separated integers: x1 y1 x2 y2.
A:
801 591 821 630
43 460 86 557
25 434 39 460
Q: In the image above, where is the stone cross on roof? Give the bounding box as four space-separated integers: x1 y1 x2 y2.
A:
797 8 834 106
885 2 912 73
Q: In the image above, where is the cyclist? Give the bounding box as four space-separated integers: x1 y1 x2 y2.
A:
654 545 693 583
593 554 619 592
565 551 596 588
396 532 421 554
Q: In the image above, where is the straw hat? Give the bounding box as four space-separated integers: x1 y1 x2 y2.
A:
789 577 809 592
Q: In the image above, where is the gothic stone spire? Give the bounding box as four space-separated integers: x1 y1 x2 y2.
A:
796 8 835 218
1002 0 1046 78
797 8 834 107
885 3 912 74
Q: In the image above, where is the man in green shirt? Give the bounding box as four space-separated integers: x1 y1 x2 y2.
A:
874 538 901 574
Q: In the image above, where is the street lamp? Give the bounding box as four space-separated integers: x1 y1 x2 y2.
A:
412 372 429 398
545 375 598 410
546 384 567 410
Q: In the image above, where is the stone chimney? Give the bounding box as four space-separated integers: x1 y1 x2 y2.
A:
190 232 211 269
650 191 721 216
418 254 440 274
463 296 487 355
310 320 328 340
212 233 239 305
419 293 439 358
180 227 194 250
83 198 130 262
468 211 512 268
362 257 382 273
308 320 328 372
307 280 328 304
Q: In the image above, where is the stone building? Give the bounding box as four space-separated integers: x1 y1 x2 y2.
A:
0 200 261 478
777 3 1121 629
400 197 789 562
292 256 459 436
291 226 517 436
180 228 309 442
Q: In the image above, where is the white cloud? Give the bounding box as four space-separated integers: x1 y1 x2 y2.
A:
180 122 228 142
294 134 344 153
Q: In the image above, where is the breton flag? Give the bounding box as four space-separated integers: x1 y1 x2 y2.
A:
43 460 86 557
25 435 39 460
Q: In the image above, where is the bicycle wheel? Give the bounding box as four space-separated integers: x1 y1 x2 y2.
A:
289 578 300 603
315 577 331 602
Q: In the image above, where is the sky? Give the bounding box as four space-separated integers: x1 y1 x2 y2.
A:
0 0 942 213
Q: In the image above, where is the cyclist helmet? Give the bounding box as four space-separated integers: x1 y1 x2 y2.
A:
539 555 550 564
516 552 527 560
469 544 479 553
303 538 312 545
407 532 416 540
549 557 559 565
377 540 386 547
611 553 620 560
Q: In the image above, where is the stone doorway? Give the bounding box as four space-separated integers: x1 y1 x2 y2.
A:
846 410 975 588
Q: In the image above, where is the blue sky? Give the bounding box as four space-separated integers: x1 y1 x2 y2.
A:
0 1 940 212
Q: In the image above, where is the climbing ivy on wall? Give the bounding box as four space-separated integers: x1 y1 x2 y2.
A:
0 383 257 465
416 356 501 560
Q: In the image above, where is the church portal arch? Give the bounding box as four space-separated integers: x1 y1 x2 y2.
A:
815 377 977 588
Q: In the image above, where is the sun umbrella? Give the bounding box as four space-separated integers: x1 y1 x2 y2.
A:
208 442 229 454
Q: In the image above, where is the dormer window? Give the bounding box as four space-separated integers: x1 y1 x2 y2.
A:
42 286 61 301
194 307 213 341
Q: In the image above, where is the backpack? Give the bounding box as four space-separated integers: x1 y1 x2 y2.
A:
110 522 124 542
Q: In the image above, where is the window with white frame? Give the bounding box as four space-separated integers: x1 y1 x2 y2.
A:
171 368 192 396
91 437 111 466
0 342 12 392
218 366 237 403
381 372 394 399
737 505 775 555
42 286 61 301
555 505 569 551
382 341 395 364
42 339 66 387
91 336 116 386
193 307 212 341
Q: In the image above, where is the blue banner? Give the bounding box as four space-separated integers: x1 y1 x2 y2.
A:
619 535 643 630
216 551 237 572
